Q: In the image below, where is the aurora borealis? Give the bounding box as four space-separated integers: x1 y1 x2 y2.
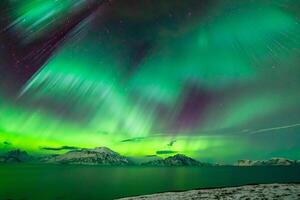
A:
0 0 300 163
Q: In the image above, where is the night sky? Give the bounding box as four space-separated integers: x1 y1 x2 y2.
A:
0 0 300 163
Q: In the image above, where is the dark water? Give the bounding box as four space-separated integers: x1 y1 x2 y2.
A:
0 165 300 200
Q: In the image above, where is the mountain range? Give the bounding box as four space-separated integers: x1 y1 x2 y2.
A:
236 158 300 166
142 154 212 167
39 147 134 166
1 147 300 167
0 149 34 163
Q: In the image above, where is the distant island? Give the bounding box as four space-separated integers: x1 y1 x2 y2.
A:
1 147 300 167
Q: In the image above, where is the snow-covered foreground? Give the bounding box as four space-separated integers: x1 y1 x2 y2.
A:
120 184 300 200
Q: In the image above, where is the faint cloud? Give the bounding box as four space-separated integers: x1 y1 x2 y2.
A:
40 146 80 151
156 150 178 155
167 140 176 147
3 141 12 145
120 137 146 143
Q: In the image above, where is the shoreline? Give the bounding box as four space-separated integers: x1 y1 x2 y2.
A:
120 183 300 200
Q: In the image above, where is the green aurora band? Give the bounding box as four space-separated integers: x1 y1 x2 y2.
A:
0 0 300 163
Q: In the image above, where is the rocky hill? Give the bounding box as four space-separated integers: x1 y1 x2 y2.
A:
40 147 134 166
236 158 300 166
141 154 211 167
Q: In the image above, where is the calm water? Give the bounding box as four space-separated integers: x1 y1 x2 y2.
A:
0 165 299 200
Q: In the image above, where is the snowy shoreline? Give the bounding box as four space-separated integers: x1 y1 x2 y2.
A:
120 183 300 200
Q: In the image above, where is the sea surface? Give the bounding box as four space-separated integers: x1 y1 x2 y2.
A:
0 165 299 200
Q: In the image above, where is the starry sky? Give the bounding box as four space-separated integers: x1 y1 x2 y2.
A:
0 0 300 163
